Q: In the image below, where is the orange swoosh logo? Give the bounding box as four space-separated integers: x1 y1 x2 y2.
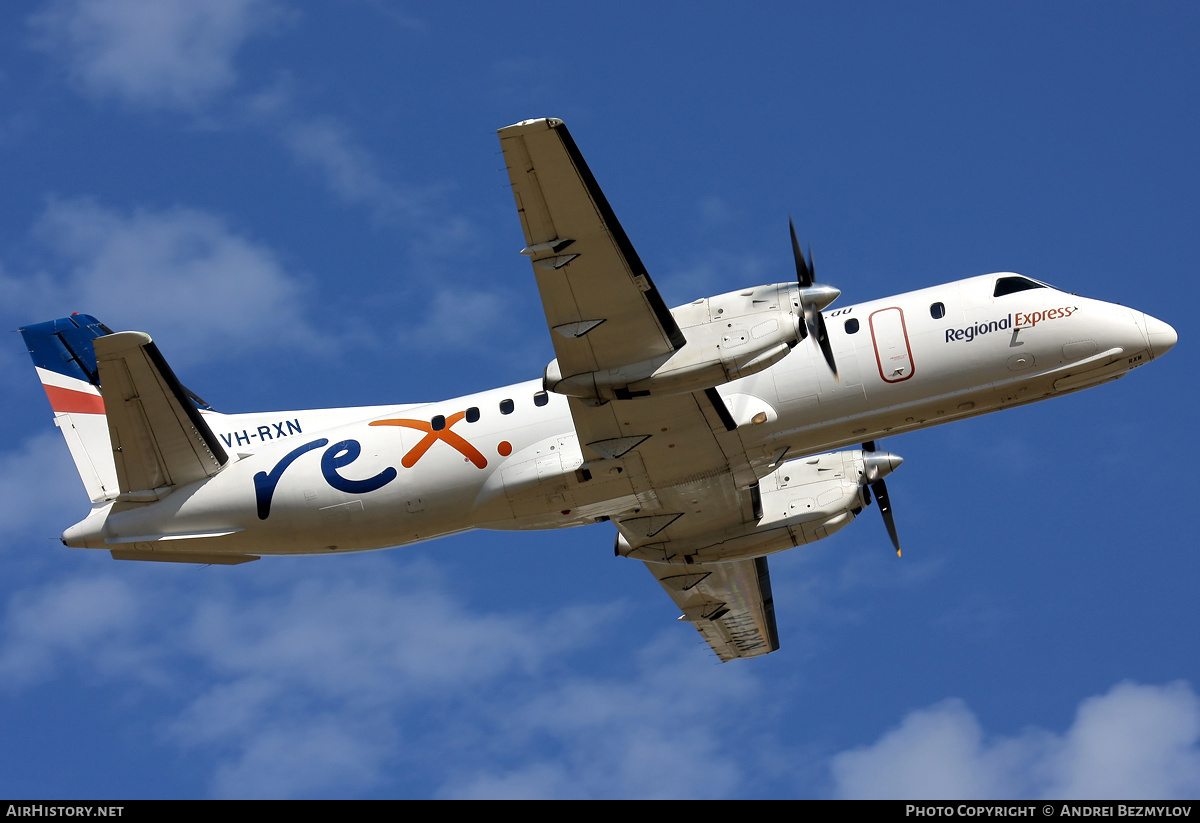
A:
370 410 488 469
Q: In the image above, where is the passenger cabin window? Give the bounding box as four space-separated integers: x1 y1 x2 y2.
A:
930 302 946 319
431 414 446 431
845 318 860 334
499 398 514 415
993 276 1046 297
533 391 549 407
465 406 480 423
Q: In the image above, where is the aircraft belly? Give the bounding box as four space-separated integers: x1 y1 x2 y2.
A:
472 433 646 530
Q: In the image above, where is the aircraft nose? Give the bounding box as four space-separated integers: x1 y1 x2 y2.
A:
1142 313 1177 359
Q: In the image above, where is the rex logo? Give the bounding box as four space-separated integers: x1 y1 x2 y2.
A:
370 411 489 469
252 411 491 520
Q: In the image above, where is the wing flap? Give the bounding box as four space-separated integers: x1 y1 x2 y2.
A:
95 332 228 496
592 389 758 556
648 557 780 662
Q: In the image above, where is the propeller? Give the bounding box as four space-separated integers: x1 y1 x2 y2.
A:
789 218 840 380
861 440 902 557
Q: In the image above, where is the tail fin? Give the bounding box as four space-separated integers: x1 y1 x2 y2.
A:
20 314 119 503
21 315 228 504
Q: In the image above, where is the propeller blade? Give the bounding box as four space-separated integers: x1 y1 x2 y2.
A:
789 218 837 379
789 217 812 287
871 477 901 557
861 444 902 557
814 313 838 379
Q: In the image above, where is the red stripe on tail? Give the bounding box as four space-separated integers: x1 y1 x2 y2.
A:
43 385 105 415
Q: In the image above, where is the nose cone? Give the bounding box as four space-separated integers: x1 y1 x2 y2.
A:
1142 313 1177 359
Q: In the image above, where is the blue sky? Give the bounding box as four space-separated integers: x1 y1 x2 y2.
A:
1 1 1197 799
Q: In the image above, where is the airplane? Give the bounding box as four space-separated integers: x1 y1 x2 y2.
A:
19 117 1177 661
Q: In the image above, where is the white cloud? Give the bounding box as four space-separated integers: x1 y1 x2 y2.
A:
208 715 395 799
28 2 469 237
436 636 760 799
0 433 85 538
282 117 425 225
29 0 282 111
0 560 552 795
0 575 143 686
1 198 328 365
830 699 1024 798
0 551 764 798
395 288 519 352
1046 682 1200 799
277 113 497 245
6 554 1196 800
168 570 610 798
178 568 556 700
830 682 1200 799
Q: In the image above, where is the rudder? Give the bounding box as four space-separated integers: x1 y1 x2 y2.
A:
20 314 119 503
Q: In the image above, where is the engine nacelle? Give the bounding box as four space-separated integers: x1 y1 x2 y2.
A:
544 283 803 402
617 450 891 564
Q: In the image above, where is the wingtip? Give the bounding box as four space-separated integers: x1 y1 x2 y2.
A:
499 117 563 134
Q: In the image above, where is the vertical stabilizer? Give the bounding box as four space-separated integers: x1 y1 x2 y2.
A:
20 314 119 503
21 315 229 503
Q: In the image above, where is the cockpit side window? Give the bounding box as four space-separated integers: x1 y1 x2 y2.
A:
993 276 1046 297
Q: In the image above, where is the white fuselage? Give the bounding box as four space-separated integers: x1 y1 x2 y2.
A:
63 273 1171 558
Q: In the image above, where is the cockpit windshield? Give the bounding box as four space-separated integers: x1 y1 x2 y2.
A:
993 276 1047 297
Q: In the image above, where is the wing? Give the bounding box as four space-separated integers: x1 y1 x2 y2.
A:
500 118 778 661
498 118 685 377
647 557 780 662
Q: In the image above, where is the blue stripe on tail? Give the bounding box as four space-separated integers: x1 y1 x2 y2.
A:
19 314 111 385
20 314 216 411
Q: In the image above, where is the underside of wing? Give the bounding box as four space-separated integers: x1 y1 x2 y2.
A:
499 118 685 377
581 388 780 661
499 118 793 661
573 388 758 550
647 557 780 662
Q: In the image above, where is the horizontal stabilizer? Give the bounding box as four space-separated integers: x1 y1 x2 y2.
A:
95 331 228 496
